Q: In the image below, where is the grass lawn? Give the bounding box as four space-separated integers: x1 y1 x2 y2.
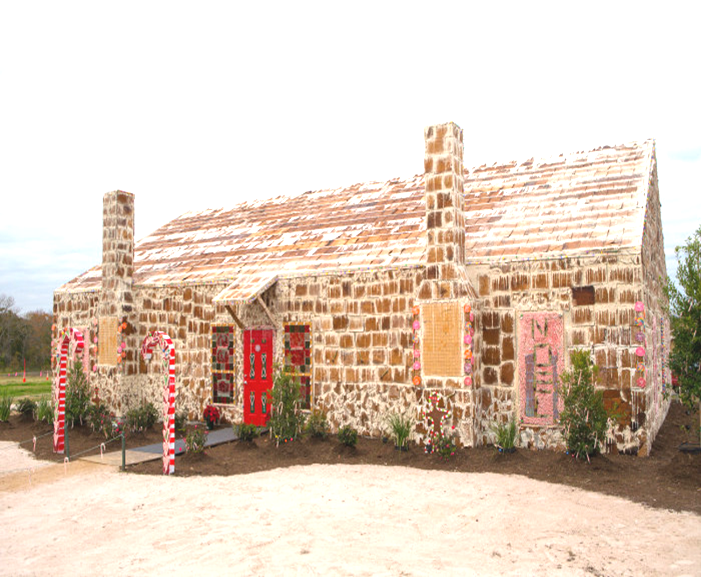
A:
0 376 52 399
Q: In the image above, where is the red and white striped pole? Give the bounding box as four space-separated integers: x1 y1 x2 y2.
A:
53 328 84 453
141 331 176 475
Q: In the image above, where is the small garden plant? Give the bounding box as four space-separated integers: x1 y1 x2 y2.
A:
0 391 12 422
560 349 608 460
16 397 36 420
126 401 159 433
386 410 413 450
305 409 329 439
236 422 259 442
268 369 306 446
492 418 517 453
35 395 53 424
338 425 358 447
185 426 207 454
89 402 115 439
203 404 220 430
433 431 458 459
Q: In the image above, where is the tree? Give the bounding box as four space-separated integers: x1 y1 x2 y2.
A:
664 225 701 444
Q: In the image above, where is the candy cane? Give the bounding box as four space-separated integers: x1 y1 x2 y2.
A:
141 331 176 475
53 328 84 454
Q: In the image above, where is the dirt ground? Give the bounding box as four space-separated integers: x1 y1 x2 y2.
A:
0 402 700 576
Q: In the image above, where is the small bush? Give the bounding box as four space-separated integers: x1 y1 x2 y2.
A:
89 402 114 439
65 360 91 427
269 369 306 446
236 423 260 442
174 410 188 435
16 398 37 420
337 425 358 447
185 426 207 454
126 401 159 433
0 391 13 422
305 409 329 439
434 432 458 459
35 396 53 424
492 418 517 452
386 411 413 450
560 350 609 460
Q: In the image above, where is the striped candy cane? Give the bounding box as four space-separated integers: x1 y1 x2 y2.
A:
53 328 85 454
141 331 176 475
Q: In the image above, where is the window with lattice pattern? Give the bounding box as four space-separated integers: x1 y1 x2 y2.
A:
211 325 235 404
284 323 312 409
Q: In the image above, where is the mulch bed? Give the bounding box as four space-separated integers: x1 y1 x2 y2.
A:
2 401 699 515
0 418 163 463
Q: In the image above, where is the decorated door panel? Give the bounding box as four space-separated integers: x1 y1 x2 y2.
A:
243 329 274 426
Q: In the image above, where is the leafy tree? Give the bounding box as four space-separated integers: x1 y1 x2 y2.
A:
664 225 701 443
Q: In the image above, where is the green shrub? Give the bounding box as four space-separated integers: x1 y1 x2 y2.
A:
174 410 188 435
126 401 159 432
35 395 53 424
560 350 609 460
492 418 517 452
16 397 37 420
0 391 13 422
185 426 207 454
236 422 260 442
338 425 358 447
305 409 329 439
88 402 114 439
268 369 306 446
434 431 458 459
386 410 413 450
65 360 91 427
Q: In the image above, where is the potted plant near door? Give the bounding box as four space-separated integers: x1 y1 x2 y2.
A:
203 404 220 430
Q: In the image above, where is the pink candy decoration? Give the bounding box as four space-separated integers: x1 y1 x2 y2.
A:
92 365 97 372
637 377 646 388
464 376 472 387
413 350 420 358
412 320 420 331
93 337 98 344
469 312 474 322
413 361 421 371
634 301 645 312
635 347 645 357
464 334 472 345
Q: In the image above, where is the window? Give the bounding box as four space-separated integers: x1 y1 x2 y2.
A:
211 325 236 404
571 286 595 307
284 323 312 409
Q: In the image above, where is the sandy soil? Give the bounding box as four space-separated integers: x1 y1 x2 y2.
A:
1 444 699 577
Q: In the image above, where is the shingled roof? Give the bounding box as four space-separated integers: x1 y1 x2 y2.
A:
57 139 655 302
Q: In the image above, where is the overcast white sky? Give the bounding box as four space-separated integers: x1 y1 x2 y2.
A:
1 1 699 313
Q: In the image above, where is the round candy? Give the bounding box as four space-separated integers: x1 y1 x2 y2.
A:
469 312 475 322
464 363 472 374
636 377 646 388
413 349 421 358
464 376 472 387
412 375 421 386
413 361 421 371
412 305 420 316
634 301 645 312
464 349 473 360
464 304 472 314
464 334 472 345
635 347 645 357
412 320 421 331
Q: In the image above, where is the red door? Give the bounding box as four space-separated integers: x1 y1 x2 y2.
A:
243 329 274 426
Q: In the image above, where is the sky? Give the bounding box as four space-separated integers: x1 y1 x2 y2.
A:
1 1 699 314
